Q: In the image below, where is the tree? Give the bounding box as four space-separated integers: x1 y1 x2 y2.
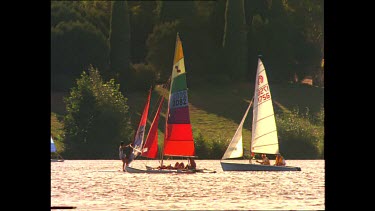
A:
63 66 132 159
51 21 109 92
109 0 133 92
51 1 110 92
146 21 180 82
128 1 158 63
222 0 248 81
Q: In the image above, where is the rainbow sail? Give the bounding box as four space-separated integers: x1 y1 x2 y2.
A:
163 33 195 157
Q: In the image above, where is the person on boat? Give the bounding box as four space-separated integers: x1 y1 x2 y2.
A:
249 152 255 163
157 165 167 169
178 162 185 169
124 143 132 167
174 162 180 169
256 154 270 165
166 164 173 169
274 154 286 166
186 157 196 170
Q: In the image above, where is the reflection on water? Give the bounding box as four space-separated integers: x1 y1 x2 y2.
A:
51 160 324 210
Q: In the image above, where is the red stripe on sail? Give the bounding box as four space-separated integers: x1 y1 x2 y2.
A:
167 106 190 124
164 123 195 156
142 98 164 159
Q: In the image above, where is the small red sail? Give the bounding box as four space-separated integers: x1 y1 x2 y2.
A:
130 89 152 161
141 97 164 159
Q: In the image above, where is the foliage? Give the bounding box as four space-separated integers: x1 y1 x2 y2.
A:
63 66 132 159
109 1 133 92
131 63 158 91
276 107 324 159
222 0 248 81
51 112 65 153
128 1 158 63
146 21 180 82
51 21 109 92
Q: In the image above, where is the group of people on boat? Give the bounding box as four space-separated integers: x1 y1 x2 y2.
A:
157 157 197 170
119 141 197 171
255 153 286 166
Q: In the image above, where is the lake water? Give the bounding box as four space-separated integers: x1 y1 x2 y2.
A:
51 160 324 210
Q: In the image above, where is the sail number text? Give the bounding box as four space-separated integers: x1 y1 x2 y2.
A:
170 90 188 109
257 84 271 103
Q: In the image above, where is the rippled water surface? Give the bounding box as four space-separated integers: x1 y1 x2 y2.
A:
51 160 324 210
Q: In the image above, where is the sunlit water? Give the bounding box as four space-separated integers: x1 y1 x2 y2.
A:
51 160 324 210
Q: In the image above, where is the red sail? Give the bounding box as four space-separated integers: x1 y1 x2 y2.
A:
130 89 152 160
141 97 164 159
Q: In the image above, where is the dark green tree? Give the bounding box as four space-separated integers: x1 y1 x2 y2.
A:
146 21 179 82
51 21 109 92
128 1 158 63
51 1 111 92
244 0 269 81
63 66 132 159
109 0 133 92
222 0 248 81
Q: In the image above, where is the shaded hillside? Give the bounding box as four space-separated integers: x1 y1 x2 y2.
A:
51 82 324 158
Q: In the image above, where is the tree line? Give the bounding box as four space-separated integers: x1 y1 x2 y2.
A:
51 0 324 159
51 0 323 93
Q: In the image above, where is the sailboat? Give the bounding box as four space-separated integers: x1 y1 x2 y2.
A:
220 58 301 171
126 33 214 174
127 88 152 165
51 136 64 162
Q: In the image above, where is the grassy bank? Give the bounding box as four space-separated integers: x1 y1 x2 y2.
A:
51 82 324 159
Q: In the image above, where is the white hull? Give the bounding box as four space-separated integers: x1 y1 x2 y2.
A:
220 161 301 171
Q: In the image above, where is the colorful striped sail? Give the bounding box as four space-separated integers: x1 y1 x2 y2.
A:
163 33 195 157
141 97 164 159
130 89 152 162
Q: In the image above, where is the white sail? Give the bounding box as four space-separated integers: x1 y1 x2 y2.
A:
222 100 252 159
251 58 279 154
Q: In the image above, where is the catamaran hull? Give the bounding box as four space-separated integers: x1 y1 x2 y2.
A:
125 166 195 174
220 161 301 171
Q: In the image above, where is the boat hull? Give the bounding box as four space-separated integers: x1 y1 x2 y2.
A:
51 159 64 162
220 161 301 171
125 166 195 174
